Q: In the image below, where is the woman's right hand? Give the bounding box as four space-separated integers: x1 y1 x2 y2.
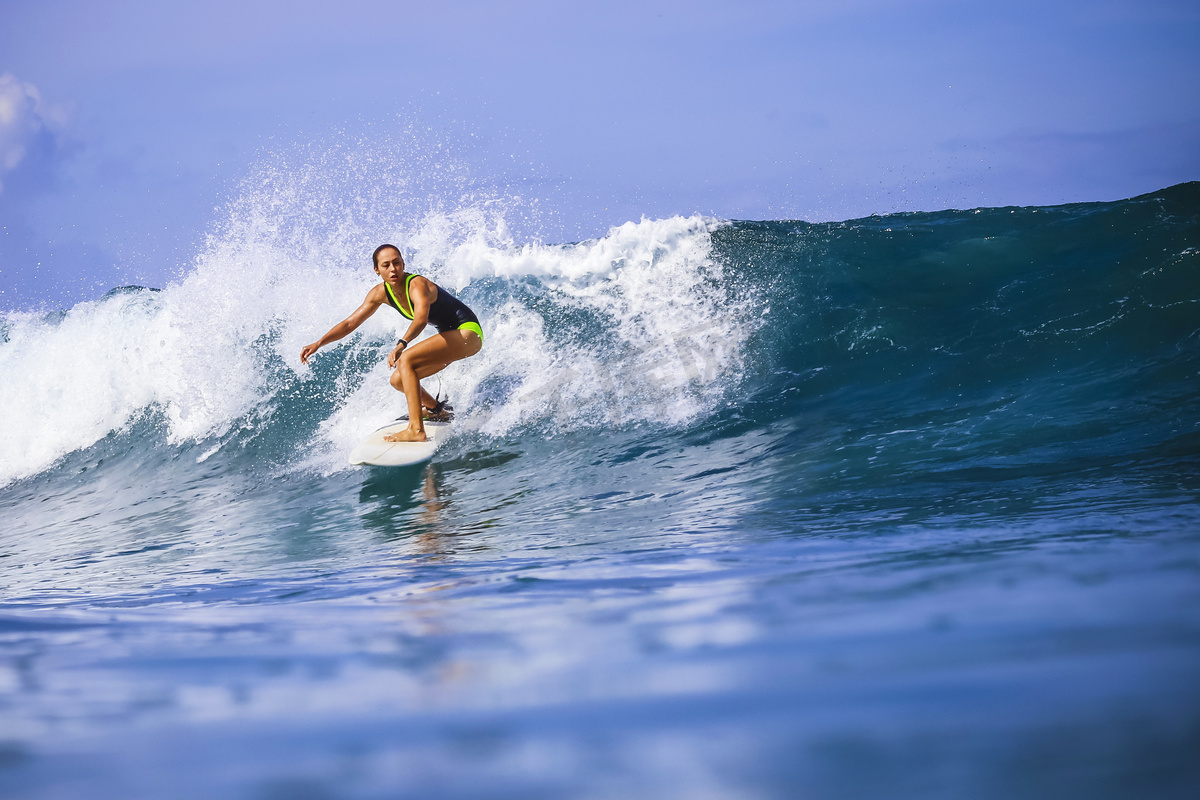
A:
300 342 320 365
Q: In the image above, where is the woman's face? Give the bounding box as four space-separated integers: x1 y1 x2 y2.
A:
374 247 404 283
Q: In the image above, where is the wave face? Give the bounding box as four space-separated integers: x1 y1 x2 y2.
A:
2 179 1198 799
716 182 1200 509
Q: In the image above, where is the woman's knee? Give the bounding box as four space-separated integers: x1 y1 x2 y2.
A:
389 369 404 391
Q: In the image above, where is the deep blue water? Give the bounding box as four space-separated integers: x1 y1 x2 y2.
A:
1 182 1198 799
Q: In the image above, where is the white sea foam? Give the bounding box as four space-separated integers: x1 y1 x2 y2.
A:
1 292 170 486
309 211 748 476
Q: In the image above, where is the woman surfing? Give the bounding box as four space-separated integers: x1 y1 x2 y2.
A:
300 244 483 442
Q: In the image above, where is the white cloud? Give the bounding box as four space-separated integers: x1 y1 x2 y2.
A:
0 73 67 192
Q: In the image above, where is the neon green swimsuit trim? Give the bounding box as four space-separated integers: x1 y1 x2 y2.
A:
384 274 417 320
458 321 484 343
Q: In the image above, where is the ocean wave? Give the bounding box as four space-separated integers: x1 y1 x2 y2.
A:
1 180 1196 489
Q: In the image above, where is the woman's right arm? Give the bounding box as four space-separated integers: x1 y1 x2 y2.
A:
300 287 383 365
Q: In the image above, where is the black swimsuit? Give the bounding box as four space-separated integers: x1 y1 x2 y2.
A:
383 274 483 341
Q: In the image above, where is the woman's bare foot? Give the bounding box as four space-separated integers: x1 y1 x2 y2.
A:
384 427 427 443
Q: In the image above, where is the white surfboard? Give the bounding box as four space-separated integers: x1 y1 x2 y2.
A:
348 419 452 467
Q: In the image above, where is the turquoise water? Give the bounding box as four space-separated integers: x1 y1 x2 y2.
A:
1 183 1198 798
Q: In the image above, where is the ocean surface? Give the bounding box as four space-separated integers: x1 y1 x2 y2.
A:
2 180 1198 799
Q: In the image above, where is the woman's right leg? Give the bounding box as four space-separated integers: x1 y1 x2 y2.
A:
389 358 428 441
385 330 481 442
388 372 440 412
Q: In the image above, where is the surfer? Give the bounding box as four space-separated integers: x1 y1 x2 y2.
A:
300 244 483 442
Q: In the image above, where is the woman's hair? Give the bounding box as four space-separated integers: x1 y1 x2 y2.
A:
372 243 402 268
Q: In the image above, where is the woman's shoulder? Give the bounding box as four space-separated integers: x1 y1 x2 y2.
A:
409 273 440 296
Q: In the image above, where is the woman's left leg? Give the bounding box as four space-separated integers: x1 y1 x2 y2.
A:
386 330 481 442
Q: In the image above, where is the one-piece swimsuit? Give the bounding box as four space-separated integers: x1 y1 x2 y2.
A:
383 274 483 343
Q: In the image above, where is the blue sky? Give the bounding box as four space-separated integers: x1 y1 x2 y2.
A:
1 0 1198 309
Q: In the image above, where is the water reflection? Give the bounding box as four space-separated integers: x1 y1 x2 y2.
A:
413 466 453 556
357 464 459 555
357 464 425 537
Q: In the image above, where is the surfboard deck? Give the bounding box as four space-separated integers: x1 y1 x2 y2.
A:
348 419 452 467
